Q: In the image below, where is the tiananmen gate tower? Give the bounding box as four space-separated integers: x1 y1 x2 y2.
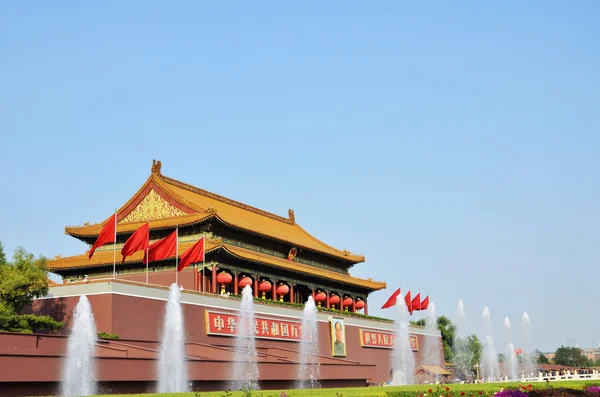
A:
0 160 445 397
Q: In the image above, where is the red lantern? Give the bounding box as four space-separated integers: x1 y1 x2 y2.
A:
258 280 272 299
355 299 365 310
314 291 326 307
343 297 353 311
217 272 232 295
329 294 340 308
276 283 289 302
238 276 253 290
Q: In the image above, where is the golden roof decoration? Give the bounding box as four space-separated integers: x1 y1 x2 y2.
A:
120 189 186 224
64 160 366 263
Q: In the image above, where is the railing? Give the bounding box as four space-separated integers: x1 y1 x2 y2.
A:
479 370 600 383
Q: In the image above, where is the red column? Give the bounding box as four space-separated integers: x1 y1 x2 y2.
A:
364 298 369 316
211 265 217 294
326 292 330 309
234 272 238 295
253 277 258 298
272 281 277 300
289 284 294 304
341 297 344 311
312 289 315 300
352 297 356 313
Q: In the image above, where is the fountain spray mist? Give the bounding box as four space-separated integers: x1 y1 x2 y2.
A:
504 317 517 380
482 307 499 382
297 296 320 389
390 299 415 385
521 312 534 376
453 300 475 381
423 302 442 380
231 285 259 390
157 283 189 393
61 295 97 397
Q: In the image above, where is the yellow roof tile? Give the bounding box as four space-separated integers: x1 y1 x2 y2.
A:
65 162 365 263
47 239 383 291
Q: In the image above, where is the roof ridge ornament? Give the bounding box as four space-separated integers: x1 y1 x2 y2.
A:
288 209 295 225
151 159 162 175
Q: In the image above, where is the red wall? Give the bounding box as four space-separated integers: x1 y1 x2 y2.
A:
31 292 441 386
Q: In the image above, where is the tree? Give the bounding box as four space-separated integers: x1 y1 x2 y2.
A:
454 334 482 381
537 354 550 364
554 346 588 367
437 315 456 363
0 241 6 266
498 353 505 363
0 247 50 313
0 242 63 333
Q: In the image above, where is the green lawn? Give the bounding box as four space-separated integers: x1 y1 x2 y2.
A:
98 380 600 397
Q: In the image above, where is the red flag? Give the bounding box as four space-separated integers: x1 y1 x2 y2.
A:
121 222 149 264
381 288 401 309
89 213 117 259
143 230 177 264
404 291 412 314
178 237 205 272
412 293 421 311
421 295 429 310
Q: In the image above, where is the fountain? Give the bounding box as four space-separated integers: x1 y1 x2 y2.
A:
296 296 320 389
504 318 517 380
422 302 442 380
61 295 97 397
521 312 534 377
231 285 259 391
390 299 415 385
481 307 499 382
456 300 466 329
157 283 189 393
453 300 475 382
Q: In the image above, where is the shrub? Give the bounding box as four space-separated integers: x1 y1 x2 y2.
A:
97 332 119 339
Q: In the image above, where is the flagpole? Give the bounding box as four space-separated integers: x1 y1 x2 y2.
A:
175 226 179 285
146 248 149 284
113 209 117 279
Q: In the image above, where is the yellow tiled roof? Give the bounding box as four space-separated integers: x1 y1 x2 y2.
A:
416 365 451 376
47 239 384 291
48 239 222 270
222 245 385 290
65 162 365 263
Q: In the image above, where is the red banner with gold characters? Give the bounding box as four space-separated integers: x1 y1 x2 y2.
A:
359 329 419 350
205 311 308 342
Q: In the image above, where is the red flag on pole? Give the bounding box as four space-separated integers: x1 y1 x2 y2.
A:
381 288 401 309
178 237 205 272
412 293 421 311
121 222 149 264
143 230 177 264
421 295 429 310
404 291 412 314
89 213 117 259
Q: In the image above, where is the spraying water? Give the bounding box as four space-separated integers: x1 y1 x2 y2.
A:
453 300 475 382
456 300 466 330
423 302 442 380
231 285 259 390
390 299 415 385
157 283 189 393
297 296 320 389
482 307 499 382
521 312 533 377
61 295 97 397
504 318 517 380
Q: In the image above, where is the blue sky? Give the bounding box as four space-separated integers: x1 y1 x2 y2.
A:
1 2 598 352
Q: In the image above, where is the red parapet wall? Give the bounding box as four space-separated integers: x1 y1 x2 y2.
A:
1 281 444 396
